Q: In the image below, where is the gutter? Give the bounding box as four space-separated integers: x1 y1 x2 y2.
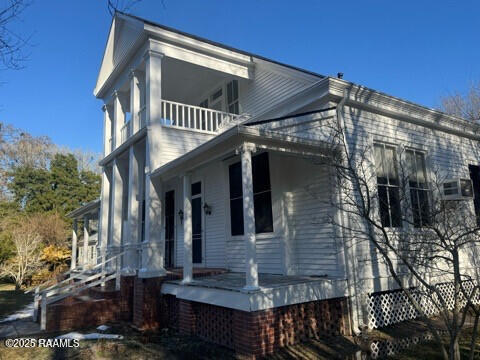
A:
336 90 363 335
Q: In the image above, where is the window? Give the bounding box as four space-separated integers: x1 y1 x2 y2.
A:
374 143 402 227
469 165 480 226
227 80 239 114
405 150 430 227
228 152 273 236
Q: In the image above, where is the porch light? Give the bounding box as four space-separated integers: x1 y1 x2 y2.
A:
178 209 184 224
203 202 212 215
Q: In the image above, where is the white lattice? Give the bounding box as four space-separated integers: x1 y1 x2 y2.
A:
367 280 480 329
369 333 435 359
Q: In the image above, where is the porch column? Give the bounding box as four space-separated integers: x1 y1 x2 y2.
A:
139 173 166 278
113 91 123 149
123 145 139 275
102 104 113 156
129 69 141 133
70 219 78 270
98 167 111 261
239 143 259 290
144 49 163 172
182 173 193 284
83 216 89 269
109 158 123 257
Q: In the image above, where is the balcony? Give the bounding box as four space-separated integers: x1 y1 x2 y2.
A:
118 99 245 146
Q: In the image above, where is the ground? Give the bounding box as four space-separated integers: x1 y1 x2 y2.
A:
1 282 480 359
0 282 33 321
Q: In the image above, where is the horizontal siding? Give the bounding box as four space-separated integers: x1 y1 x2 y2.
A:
240 63 317 117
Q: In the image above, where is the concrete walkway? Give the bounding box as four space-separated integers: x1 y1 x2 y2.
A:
0 318 41 338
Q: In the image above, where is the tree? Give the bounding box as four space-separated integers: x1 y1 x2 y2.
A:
319 107 480 360
0 215 42 289
440 81 480 123
0 0 31 70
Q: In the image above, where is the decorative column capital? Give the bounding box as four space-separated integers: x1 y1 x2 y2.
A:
235 142 257 156
143 49 164 61
129 68 141 79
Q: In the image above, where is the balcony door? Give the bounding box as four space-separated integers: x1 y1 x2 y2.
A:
191 181 203 264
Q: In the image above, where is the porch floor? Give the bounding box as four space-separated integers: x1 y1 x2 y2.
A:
166 272 344 293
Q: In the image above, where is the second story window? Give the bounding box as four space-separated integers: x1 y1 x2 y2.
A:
227 80 239 114
406 149 431 227
374 143 402 228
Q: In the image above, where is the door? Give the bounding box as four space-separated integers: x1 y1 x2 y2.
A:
469 165 480 226
191 181 203 264
165 190 175 268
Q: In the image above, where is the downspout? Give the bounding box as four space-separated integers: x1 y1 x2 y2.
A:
335 89 363 335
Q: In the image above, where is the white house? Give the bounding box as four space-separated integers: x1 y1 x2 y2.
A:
40 12 480 358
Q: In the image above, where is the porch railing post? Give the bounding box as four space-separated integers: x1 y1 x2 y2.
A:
115 255 121 291
33 286 39 322
40 293 47 331
101 252 106 288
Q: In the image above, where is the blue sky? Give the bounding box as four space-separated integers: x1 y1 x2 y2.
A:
1 0 479 153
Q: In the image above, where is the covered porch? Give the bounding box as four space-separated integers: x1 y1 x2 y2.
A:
67 199 101 271
141 119 341 291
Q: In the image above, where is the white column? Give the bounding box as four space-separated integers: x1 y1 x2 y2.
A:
70 219 77 270
182 173 193 284
109 159 123 255
98 168 111 261
144 49 164 172
83 216 89 269
113 91 125 149
129 69 141 133
102 104 113 156
139 172 165 278
239 143 259 290
123 145 139 275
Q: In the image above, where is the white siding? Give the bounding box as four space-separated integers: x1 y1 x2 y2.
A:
282 157 339 276
240 62 319 117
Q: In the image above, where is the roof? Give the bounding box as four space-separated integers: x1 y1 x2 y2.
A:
116 11 326 80
67 199 101 219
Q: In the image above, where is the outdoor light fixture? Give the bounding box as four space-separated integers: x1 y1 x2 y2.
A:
178 209 184 224
203 202 212 215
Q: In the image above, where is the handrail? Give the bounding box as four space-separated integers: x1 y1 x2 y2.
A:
35 251 126 329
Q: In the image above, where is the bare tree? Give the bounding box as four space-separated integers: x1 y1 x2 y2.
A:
0 0 31 70
440 81 480 123
316 108 480 360
107 0 143 16
0 215 42 289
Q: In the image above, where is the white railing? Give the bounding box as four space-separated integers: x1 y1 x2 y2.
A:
120 120 131 144
113 101 244 147
160 99 243 133
32 251 125 330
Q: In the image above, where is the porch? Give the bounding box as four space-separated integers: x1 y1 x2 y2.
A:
162 272 348 312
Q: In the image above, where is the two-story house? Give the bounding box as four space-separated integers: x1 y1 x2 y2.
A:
36 12 480 359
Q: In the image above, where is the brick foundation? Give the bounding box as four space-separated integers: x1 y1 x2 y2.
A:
39 270 352 359
167 296 352 359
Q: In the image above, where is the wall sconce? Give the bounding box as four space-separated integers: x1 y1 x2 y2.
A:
178 209 184 224
203 203 212 215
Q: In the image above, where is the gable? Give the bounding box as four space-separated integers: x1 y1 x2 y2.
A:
94 15 145 97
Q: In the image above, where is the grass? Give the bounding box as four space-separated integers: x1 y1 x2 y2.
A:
0 282 33 321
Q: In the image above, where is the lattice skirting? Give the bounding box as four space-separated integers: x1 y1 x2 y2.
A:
367 280 480 329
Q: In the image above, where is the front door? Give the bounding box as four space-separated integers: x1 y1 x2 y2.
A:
191 181 203 264
165 190 175 268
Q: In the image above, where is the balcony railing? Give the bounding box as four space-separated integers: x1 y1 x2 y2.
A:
160 99 242 134
113 100 244 149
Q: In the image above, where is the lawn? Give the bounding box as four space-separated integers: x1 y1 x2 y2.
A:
0 282 33 321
